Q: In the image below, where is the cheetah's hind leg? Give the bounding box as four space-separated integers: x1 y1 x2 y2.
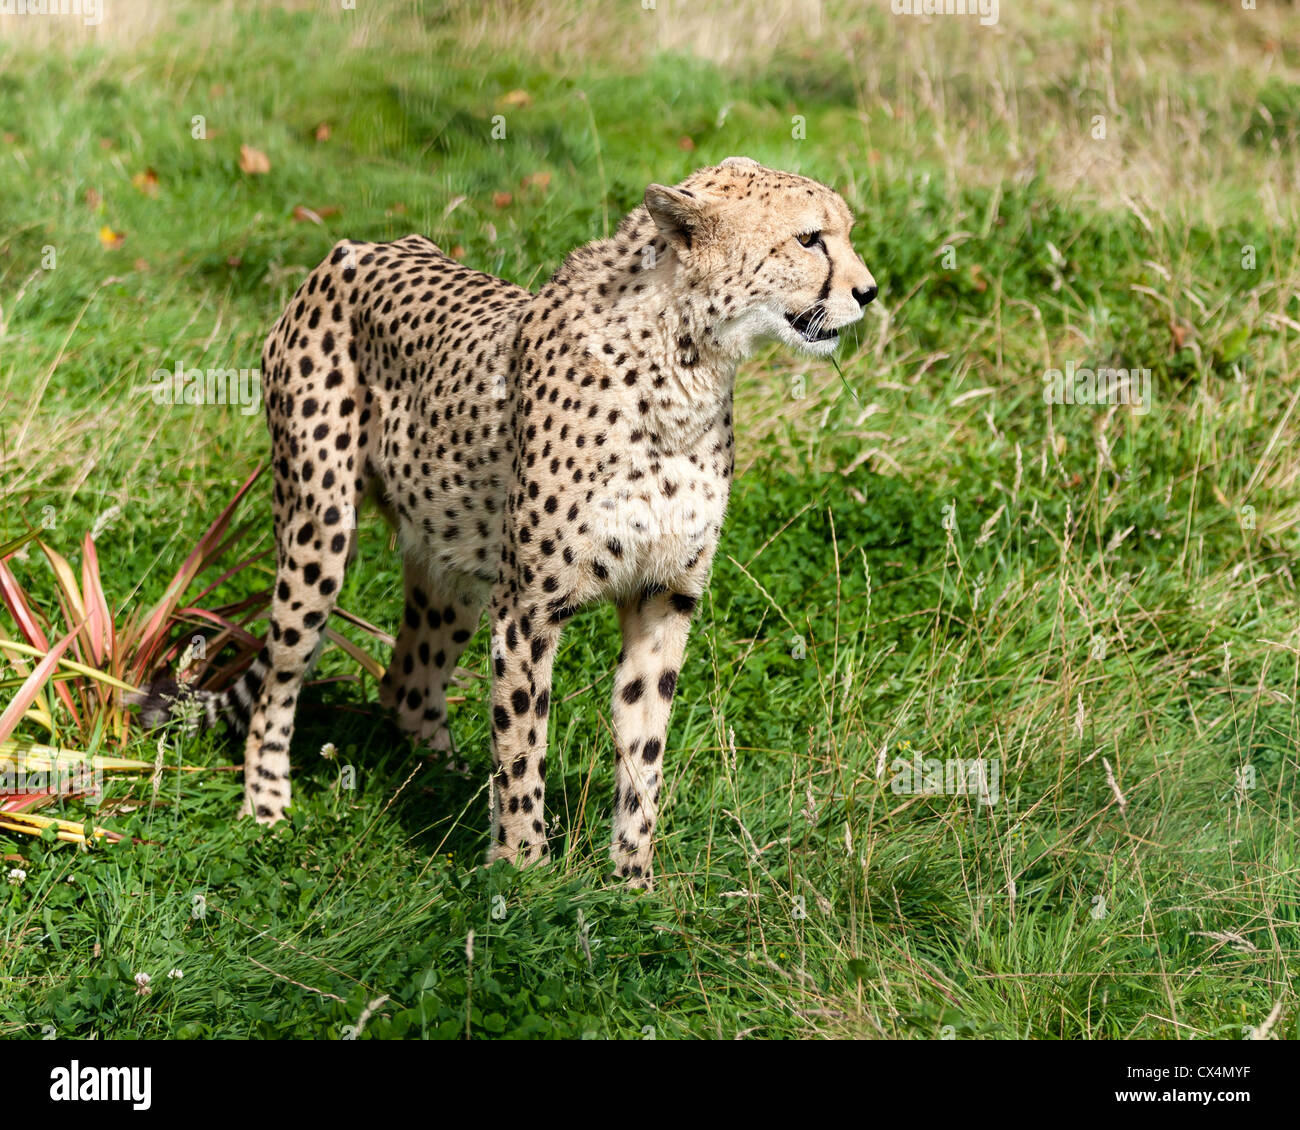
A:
239 437 361 825
380 555 487 757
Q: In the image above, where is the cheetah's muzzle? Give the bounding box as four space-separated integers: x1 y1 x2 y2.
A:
134 155 878 889
785 306 839 343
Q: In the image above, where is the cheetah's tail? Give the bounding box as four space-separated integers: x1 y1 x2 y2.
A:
127 650 270 737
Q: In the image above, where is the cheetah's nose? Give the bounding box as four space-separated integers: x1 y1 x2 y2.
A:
853 284 878 307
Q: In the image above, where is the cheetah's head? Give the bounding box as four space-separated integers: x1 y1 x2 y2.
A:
643 156 877 361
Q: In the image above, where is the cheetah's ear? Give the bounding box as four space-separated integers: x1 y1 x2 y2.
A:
644 183 709 252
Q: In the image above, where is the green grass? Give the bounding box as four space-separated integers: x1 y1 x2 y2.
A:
1 0 1298 1038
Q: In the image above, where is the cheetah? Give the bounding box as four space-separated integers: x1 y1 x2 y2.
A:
140 156 877 887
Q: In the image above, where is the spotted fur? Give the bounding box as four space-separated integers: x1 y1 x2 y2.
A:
143 157 877 887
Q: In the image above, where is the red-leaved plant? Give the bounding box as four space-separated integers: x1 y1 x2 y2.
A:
0 466 389 840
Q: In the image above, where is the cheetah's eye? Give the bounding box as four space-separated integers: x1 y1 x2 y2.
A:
796 231 823 249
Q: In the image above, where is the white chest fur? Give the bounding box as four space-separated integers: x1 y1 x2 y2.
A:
587 437 730 597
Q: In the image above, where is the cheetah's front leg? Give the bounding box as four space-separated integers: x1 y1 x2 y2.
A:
487 583 562 866
610 590 696 889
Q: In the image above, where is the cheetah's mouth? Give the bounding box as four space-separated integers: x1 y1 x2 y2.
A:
784 308 838 344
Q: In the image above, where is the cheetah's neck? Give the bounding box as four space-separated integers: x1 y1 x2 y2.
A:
546 214 737 453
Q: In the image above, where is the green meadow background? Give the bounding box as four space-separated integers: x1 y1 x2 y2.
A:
0 0 1298 1038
